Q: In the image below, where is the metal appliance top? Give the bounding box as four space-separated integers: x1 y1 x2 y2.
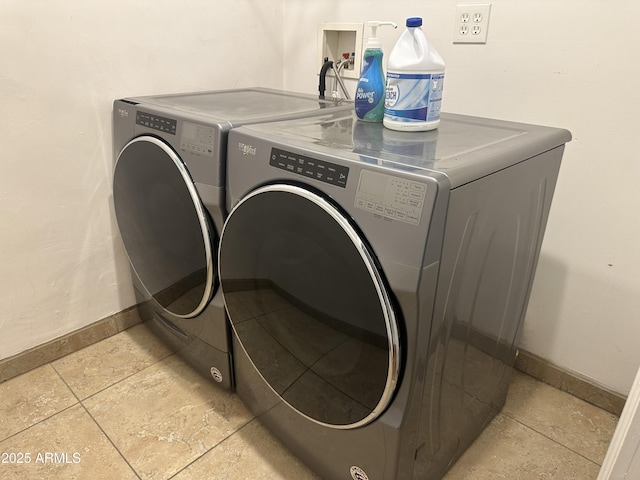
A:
232 111 572 188
124 87 350 126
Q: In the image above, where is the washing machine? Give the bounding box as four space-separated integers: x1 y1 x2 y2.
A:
111 88 353 390
218 111 571 477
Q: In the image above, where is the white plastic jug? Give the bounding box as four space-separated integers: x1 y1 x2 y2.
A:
384 17 445 131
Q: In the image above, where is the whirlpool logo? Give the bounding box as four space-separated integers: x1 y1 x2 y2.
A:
238 142 256 156
350 466 369 480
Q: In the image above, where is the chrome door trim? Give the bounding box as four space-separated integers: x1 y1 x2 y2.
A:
220 183 400 429
114 135 214 319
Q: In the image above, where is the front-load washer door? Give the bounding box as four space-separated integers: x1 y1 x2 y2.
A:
219 184 401 429
113 136 216 318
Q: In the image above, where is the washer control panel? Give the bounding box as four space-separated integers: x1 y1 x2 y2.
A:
136 111 177 135
355 170 427 225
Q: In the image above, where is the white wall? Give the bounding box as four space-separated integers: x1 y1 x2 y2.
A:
2 0 639 398
0 1 284 360
282 0 640 395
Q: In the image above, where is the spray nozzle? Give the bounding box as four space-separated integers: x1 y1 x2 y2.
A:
365 21 398 48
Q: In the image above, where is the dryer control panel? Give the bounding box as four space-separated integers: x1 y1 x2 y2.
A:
355 170 427 225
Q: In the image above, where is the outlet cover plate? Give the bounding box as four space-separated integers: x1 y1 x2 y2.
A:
454 3 491 44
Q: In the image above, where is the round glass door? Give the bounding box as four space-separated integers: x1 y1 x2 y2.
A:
219 184 400 429
113 136 215 318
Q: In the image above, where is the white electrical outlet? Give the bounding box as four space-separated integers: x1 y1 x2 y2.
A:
453 3 491 44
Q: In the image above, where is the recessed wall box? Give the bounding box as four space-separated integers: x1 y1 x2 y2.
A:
317 23 364 80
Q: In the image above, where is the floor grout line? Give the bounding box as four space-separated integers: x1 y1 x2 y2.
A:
503 410 604 468
0 401 80 446
0 364 80 445
50 347 178 480
166 416 257 479
2 360 144 479
61 351 179 404
49 357 140 479
78 399 142 480
49 361 82 404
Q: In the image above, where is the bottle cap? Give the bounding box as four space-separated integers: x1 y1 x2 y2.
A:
406 17 423 27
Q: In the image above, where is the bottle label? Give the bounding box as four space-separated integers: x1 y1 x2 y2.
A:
384 72 444 123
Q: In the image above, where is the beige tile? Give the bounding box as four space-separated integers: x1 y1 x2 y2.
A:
503 371 618 464
0 365 77 441
0 308 144 385
0 403 137 480
112 305 145 332
83 354 253 480
52 323 173 399
560 372 626 417
443 413 601 480
0 320 118 383
515 350 565 390
515 350 625 416
173 418 319 479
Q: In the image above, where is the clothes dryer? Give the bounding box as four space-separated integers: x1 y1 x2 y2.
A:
112 88 352 390
218 112 571 476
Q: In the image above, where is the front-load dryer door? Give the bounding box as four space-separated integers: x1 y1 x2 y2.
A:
113 136 216 319
219 184 401 429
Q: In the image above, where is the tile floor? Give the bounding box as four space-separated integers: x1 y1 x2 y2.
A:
0 323 619 480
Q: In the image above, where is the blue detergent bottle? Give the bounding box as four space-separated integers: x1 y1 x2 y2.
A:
355 21 397 122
